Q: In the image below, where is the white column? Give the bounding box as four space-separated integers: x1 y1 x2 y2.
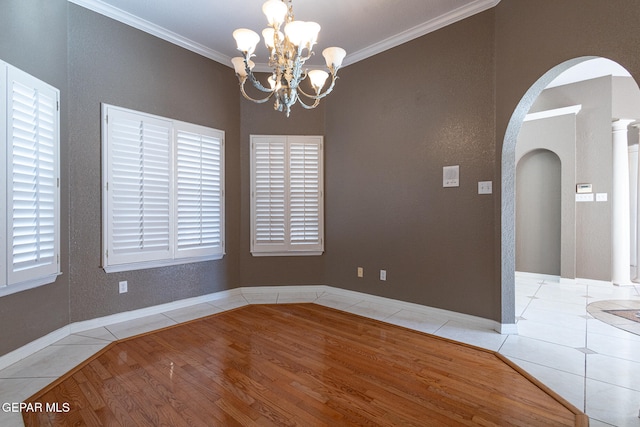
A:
630 144 638 277
611 119 634 285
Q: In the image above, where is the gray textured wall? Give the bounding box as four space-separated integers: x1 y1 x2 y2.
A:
66 4 241 323
0 0 70 356
5 0 640 357
323 12 497 319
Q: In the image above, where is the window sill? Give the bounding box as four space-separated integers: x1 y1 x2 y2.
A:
251 251 323 257
103 254 224 273
0 273 62 298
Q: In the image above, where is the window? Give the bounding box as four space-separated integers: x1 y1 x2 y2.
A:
102 104 224 272
0 60 61 297
250 135 324 256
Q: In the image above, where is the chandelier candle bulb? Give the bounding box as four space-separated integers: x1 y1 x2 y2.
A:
262 0 288 27
284 21 307 47
231 0 346 116
323 47 347 70
303 22 321 49
262 28 282 50
233 28 260 55
308 70 329 92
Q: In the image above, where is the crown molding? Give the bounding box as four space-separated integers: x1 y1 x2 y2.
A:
343 0 500 67
68 0 500 70
68 0 229 64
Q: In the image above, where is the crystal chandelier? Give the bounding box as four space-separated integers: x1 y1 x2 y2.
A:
231 0 346 117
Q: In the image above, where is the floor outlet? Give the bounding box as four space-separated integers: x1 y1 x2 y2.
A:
119 281 128 294
380 270 387 281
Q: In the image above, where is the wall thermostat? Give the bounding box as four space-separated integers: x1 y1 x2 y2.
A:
443 165 459 188
576 183 592 194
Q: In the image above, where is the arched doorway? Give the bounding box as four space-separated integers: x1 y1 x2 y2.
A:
516 149 562 276
501 56 640 327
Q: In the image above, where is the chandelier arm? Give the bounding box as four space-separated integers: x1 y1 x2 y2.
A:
238 77 275 104
246 71 275 93
296 95 321 110
297 73 339 101
238 53 276 94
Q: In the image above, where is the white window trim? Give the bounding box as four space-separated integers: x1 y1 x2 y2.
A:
250 135 324 257
0 60 61 297
101 104 225 273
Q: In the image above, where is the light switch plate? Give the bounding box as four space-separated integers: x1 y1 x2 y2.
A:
575 193 594 202
478 181 492 194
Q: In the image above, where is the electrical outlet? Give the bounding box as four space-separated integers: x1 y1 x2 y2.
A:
357 267 364 278
380 270 387 281
119 280 128 294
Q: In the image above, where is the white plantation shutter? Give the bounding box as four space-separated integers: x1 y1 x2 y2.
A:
289 138 323 251
250 135 323 256
105 107 172 266
252 137 286 250
102 105 225 272
0 63 5 289
175 123 224 258
6 65 60 287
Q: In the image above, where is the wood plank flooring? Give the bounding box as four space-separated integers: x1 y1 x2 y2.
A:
24 304 588 426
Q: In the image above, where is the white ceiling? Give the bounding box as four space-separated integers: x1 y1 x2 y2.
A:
546 58 631 89
69 0 500 69
67 0 633 86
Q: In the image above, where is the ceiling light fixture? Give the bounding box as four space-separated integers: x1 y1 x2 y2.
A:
231 0 346 117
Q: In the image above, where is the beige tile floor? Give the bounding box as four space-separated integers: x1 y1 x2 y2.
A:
0 280 639 426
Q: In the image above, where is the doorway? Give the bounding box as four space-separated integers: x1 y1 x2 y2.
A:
516 149 561 276
501 56 640 326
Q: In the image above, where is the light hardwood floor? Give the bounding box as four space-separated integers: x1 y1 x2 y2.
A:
24 304 588 426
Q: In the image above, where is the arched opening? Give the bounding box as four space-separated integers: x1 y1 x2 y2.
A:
516 149 562 276
501 56 640 328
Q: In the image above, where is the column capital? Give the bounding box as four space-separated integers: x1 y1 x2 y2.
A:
612 118 635 131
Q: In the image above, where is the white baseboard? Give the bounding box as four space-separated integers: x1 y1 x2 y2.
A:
0 285 516 372
515 272 637 288
69 288 244 334
515 272 617 288
515 271 561 282
237 284 328 296
497 323 518 334
319 286 505 331
0 326 70 372
0 289 243 372
575 277 614 287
